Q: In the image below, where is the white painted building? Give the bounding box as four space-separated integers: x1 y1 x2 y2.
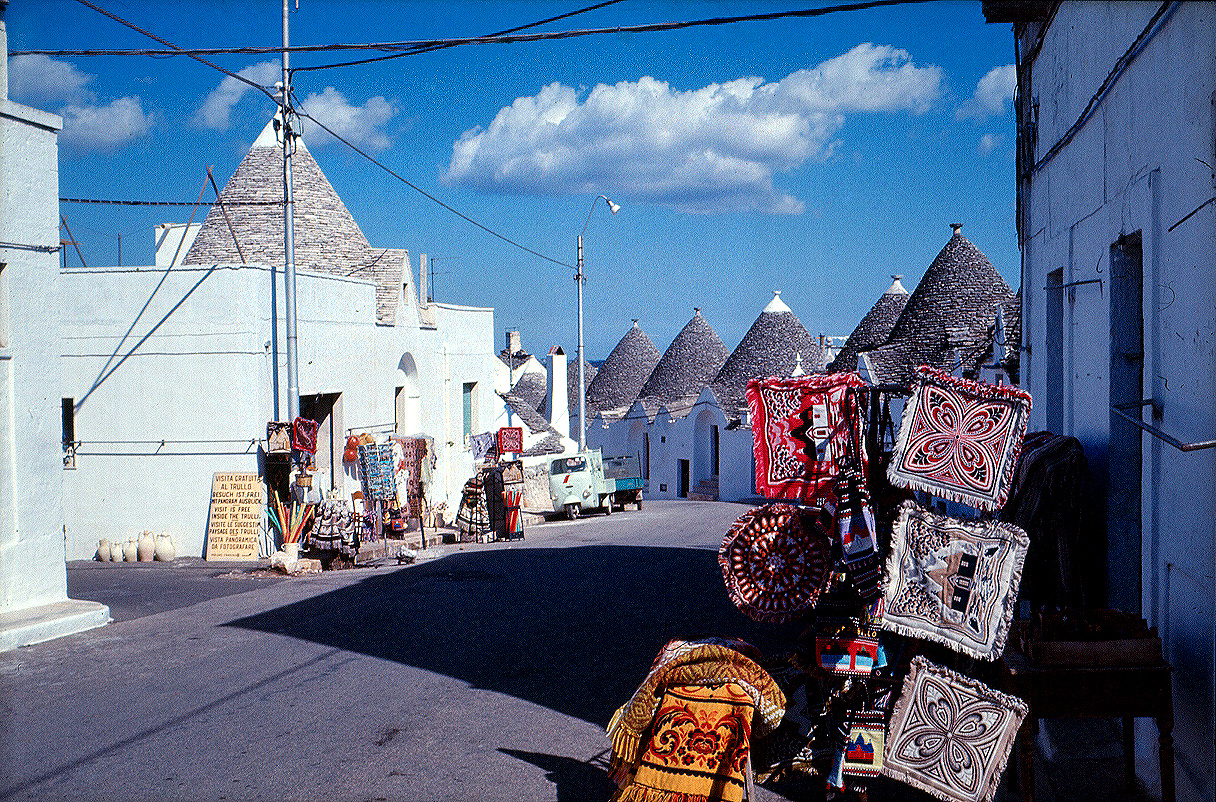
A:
59 119 499 558
0 3 109 649
995 1 1215 798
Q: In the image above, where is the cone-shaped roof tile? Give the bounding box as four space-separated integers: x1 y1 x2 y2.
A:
183 118 407 324
710 292 826 415
635 309 729 418
585 321 661 418
828 275 911 373
864 227 1014 384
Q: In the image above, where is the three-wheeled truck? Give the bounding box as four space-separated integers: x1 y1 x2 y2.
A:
548 450 643 519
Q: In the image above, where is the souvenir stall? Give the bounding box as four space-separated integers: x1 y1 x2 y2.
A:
606 368 1041 802
264 421 434 569
454 428 527 544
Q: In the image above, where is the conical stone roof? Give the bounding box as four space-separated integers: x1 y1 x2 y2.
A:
828 275 910 373
183 118 408 324
710 291 826 415
585 321 661 419
567 358 597 413
863 225 1014 384
635 309 729 419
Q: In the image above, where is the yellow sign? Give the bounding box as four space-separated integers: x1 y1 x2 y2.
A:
205 472 263 561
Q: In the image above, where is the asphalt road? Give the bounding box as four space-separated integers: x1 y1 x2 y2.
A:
3 501 839 802
1 500 1138 802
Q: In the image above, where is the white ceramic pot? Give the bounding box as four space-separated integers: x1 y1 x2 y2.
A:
97 539 112 561
283 542 300 565
110 540 125 562
154 532 176 562
123 537 139 562
137 531 156 562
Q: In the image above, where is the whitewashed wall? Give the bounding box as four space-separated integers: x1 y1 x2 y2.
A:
0 99 70 612
1019 4 1215 799
61 263 497 558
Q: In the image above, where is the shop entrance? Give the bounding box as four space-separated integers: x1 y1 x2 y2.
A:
300 392 343 492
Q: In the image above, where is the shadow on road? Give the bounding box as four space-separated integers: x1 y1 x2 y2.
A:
225 545 801 729
498 749 617 802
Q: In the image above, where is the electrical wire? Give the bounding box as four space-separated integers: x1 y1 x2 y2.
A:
1028 1 1175 176
294 0 624 73
20 0 932 61
61 197 281 206
69 0 277 100
293 102 576 269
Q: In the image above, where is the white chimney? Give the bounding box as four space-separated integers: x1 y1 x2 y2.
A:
547 345 569 439
418 252 428 305
506 330 522 355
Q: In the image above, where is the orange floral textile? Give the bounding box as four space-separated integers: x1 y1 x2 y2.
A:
618 683 754 802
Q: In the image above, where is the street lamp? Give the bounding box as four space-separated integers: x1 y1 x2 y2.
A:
576 195 620 452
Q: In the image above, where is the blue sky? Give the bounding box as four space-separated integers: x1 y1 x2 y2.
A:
8 0 1019 360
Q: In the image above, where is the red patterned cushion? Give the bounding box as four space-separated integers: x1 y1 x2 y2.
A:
746 373 866 503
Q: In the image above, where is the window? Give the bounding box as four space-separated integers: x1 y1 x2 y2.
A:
711 425 720 476
62 398 76 469
552 456 586 473
463 382 476 439
642 432 650 480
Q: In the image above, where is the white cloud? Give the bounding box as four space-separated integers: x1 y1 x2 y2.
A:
957 64 1016 120
7 54 95 105
194 60 281 130
7 55 153 154
444 43 942 214
978 133 1003 155
59 96 154 154
298 87 397 152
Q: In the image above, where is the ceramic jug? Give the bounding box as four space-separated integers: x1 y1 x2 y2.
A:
97 538 112 561
110 540 125 562
123 537 138 562
154 531 176 562
137 531 156 562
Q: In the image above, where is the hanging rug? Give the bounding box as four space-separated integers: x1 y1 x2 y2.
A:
887 367 1031 513
882 501 1029 661
291 416 319 454
746 373 867 503
883 656 1026 802
617 682 755 802
719 504 831 624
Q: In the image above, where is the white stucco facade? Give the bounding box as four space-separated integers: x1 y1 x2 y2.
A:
1014 3 1215 798
60 258 497 559
0 14 109 648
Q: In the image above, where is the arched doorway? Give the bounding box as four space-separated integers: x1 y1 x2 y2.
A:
395 353 422 435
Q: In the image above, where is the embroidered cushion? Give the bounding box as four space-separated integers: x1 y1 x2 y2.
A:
719 504 832 624
881 501 1029 661
888 367 1031 512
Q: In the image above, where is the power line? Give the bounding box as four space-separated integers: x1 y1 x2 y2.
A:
294 0 624 73
68 0 276 100
293 102 575 269
19 0 931 61
61 197 282 206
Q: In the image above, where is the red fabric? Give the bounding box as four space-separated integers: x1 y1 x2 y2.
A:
291 416 319 454
746 373 866 503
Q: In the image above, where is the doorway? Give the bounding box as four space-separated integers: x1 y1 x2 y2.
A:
679 459 690 498
1108 232 1143 613
299 392 343 493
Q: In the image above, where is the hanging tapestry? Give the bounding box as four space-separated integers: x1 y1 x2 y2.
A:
883 657 1026 802
881 501 1029 661
454 476 489 541
266 421 292 454
616 682 755 802
827 708 886 789
307 497 359 559
746 372 867 503
357 442 396 503
887 367 1031 512
391 436 426 518
719 504 831 624
469 431 495 461
291 416 319 454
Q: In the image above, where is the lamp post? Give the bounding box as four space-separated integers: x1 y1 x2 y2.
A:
576 194 621 452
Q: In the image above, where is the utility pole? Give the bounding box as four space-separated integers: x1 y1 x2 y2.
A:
281 0 300 422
